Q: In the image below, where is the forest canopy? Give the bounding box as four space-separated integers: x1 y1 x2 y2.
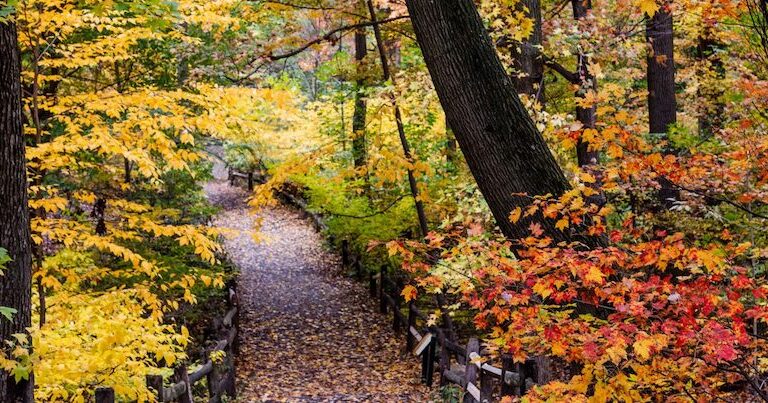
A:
1 0 768 401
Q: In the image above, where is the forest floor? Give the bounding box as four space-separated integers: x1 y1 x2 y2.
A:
203 154 431 402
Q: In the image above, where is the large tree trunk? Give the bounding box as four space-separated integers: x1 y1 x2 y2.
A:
510 0 544 102
0 18 34 403
646 6 679 207
352 28 368 169
406 0 590 244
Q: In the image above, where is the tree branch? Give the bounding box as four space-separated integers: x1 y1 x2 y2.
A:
268 15 410 61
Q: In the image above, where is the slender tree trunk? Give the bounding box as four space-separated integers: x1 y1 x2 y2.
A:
406 0 603 246
570 0 607 208
511 0 545 102
445 119 457 167
646 6 679 207
367 0 429 238
0 18 34 402
696 33 724 138
352 28 368 169
572 0 600 167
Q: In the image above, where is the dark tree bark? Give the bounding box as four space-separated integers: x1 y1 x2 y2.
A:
0 17 34 402
510 0 545 102
406 0 601 246
646 8 677 136
645 6 679 207
352 28 368 169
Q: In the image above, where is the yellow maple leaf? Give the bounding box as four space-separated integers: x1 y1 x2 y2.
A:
402 285 418 302
509 206 522 223
638 0 660 16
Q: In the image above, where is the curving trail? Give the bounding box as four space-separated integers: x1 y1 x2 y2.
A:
204 155 430 402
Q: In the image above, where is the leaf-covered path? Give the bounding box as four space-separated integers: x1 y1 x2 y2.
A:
204 157 430 402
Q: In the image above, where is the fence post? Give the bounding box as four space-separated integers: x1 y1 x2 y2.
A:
500 353 515 396
173 363 193 403
368 270 377 297
437 330 450 386
224 348 237 398
479 365 493 402
406 301 416 351
146 374 164 402
392 294 402 333
463 338 480 403
95 387 115 403
228 168 234 186
420 333 430 384
247 172 254 191
425 331 437 387
354 258 362 279
379 265 388 314
207 351 224 402
341 240 350 268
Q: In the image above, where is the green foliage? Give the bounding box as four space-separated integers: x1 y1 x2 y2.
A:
0 247 10 269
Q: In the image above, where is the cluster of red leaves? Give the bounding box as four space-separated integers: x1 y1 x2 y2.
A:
388 180 768 400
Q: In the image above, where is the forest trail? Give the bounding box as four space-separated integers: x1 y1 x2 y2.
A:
203 154 430 402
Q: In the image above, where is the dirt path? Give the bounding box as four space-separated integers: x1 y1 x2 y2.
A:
204 156 430 402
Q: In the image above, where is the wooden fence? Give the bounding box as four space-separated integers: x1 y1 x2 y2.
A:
356 250 537 403
228 167 539 402
94 288 239 403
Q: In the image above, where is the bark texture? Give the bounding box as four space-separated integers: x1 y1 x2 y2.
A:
645 7 680 206
646 8 677 136
510 0 544 101
405 0 581 243
0 18 34 402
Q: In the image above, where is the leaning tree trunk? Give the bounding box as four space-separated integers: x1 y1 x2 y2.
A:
646 5 679 207
406 0 595 245
0 17 34 403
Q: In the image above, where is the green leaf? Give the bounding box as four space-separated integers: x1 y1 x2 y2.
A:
0 0 18 21
12 365 29 383
0 247 11 271
0 306 17 322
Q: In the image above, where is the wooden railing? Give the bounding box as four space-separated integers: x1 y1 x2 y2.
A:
362 256 537 402
94 288 239 403
228 167 539 402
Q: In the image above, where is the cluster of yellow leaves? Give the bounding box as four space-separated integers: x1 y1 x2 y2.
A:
33 289 189 402
9 0 255 400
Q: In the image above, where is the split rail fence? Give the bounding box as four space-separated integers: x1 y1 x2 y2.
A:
93 288 239 403
229 168 541 402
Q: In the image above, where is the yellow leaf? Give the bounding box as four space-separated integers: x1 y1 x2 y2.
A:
638 0 660 17
401 285 418 302
509 207 522 224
